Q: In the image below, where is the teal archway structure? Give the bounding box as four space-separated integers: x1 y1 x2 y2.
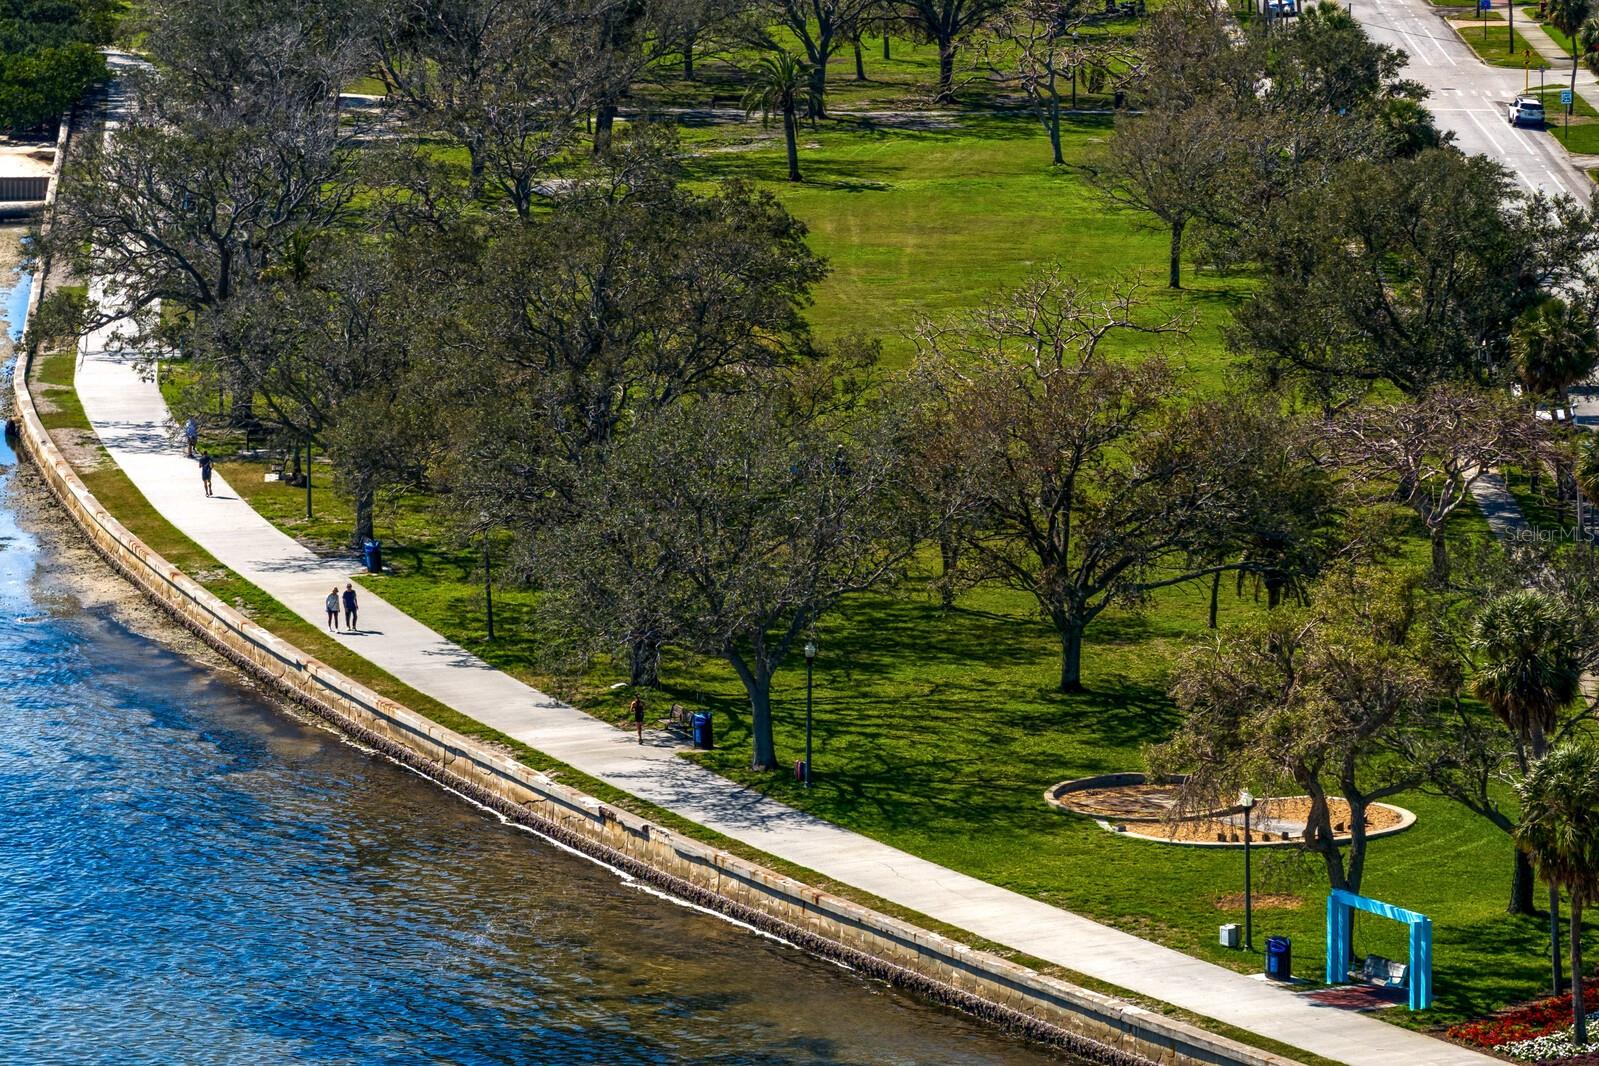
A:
1324 888 1433 1010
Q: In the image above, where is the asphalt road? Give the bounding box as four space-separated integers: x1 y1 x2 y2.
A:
1349 0 1593 201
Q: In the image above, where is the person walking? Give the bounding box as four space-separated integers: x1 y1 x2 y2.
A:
629 694 646 744
342 583 359 632
325 588 340 632
198 451 213 497
183 416 198 458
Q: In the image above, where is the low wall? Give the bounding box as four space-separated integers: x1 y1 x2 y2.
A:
0 175 49 200
10 107 1302 1066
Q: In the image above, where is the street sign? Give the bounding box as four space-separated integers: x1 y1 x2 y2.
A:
1563 89 1575 105
1479 0 1490 10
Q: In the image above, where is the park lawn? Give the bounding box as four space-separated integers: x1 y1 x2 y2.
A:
147 90 1571 1036
1502 464 1577 535
1449 12 1548 69
636 19 1142 114
1527 85 1599 153
639 31 970 112
195 416 1566 1030
34 340 1112 983
675 111 1250 377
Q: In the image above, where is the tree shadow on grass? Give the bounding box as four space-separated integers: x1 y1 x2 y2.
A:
1425 910 1589 1024
684 147 905 189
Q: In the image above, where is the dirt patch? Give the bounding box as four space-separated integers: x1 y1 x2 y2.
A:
46 428 105 472
1215 893 1302 910
1153 796 1405 845
1056 781 1190 820
1056 783 1405 842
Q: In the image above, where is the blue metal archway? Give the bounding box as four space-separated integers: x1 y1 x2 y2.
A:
1324 888 1433 1010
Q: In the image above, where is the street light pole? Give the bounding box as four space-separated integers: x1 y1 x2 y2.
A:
482 524 495 641
803 640 817 788
1240 789 1258 952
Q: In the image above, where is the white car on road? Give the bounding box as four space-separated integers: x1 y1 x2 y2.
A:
1508 94 1546 127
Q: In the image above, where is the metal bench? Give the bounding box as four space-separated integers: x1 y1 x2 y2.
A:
1358 954 1408 990
658 703 693 736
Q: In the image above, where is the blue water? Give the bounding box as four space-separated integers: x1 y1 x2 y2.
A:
4 257 27 340
0 239 1068 1065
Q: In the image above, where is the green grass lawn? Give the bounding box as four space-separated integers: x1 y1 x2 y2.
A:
1449 12 1549 69
675 112 1250 374
187 396 1558 1031
142 92 1575 1040
1528 84 1599 153
636 23 1141 115
1502 464 1576 534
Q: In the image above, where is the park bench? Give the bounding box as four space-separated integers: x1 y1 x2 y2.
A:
1356 954 1408 991
658 703 693 737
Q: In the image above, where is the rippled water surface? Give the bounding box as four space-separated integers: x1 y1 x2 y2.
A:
0 235 1070 1065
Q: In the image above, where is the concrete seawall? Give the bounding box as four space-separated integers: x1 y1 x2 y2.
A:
11 108 1302 1066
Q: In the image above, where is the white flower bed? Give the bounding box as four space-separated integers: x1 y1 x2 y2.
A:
1502 1012 1599 1060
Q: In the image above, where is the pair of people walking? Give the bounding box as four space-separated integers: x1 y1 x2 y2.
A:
183 417 214 497
325 583 359 632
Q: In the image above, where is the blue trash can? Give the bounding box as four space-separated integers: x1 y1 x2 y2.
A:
1265 936 1292 980
691 712 714 751
362 538 383 574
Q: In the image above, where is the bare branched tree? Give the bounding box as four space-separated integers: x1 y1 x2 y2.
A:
1322 384 1552 582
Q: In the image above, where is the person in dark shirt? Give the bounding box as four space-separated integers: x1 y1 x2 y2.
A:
198 452 213 497
342 583 359 631
630 695 645 744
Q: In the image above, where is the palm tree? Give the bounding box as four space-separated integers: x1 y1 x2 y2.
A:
1575 434 1599 541
1512 297 1599 419
1474 590 1584 761
1518 739 1599 1044
743 52 818 183
1550 0 1593 105
1579 434 1599 522
1582 17 1599 76
1475 589 1585 981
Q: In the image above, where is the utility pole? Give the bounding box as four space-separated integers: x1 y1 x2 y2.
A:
1240 790 1258 952
482 524 495 641
803 640 817 787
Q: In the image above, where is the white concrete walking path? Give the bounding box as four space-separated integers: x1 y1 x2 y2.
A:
72 315 1502 1066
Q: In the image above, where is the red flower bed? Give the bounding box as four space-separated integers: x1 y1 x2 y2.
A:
1448 979 1599 1048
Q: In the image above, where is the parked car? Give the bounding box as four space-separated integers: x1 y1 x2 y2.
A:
1509 94 1546 127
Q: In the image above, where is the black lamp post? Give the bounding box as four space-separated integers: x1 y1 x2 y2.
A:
803 640 817 788
1240 789 1257 952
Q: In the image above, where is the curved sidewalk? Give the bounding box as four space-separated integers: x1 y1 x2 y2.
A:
67 317 1503 1065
